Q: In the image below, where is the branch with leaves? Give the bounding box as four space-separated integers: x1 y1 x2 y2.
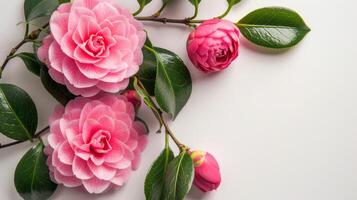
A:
0 0 310 199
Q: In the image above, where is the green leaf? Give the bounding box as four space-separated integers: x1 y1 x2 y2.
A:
145 148 175 200
237 7 311 48
137 0 153 9
227 0 241 6
153 47 192 119
138 46 157 96
189 0 201 7
14 53 43 76
0 84 37 141
24 0 59 21
40 67 75 105
163 152 194 200
15 142 57 200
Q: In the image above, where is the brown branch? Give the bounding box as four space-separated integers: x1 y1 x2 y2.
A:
135 16 204 25
0 126 50 149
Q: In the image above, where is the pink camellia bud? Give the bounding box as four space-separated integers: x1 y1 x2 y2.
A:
187 18 240 73
190 150 221 192
123 90 141 110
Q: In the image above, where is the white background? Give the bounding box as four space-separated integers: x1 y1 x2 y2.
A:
0 0 356 200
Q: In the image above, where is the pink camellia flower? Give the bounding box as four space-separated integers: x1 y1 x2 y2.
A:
190 150 221 192
122 90 141 111
44 94 148 194
187 18 240 73
37 0 146 97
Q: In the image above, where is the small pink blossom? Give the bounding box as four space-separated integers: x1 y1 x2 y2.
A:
190 150 221 192
187 19 240 73
44 94 148 194
122 90 141 111
38 0 146 97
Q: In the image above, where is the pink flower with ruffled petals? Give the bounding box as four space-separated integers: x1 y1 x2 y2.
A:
187 18 240 73
44 94 148 194
37 0 146 97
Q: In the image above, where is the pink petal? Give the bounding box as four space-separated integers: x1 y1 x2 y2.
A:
58 141 75 165
60 33 77 58
53 170 82 187
76 62 110 79
82 177 111 194
73 156 94 179
82 119 102 143
48 41 66 72
97 79 129 93
62 57 98 88
88 160 116 180
50 11 69 44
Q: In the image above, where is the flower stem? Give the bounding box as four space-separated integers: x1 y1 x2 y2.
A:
151 3 167 18
0 126 50 149
0 23 49 78
218 4 233 19
135 76 185 150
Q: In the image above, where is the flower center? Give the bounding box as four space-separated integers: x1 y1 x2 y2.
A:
86 34 106 56
90 130 112 154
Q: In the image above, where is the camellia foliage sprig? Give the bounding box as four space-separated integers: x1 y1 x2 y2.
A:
0 0 310 199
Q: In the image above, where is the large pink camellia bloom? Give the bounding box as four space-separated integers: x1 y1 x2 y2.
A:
187 19 240 73
38 0 146 97
44 94 148 193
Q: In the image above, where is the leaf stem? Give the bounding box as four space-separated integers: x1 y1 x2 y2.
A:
0 126 50 149
133 6 144 16
188 5 199 20
151 3 167 18
218 4 233 19
0 23 49 78
135 76 185 150
135 16 204 26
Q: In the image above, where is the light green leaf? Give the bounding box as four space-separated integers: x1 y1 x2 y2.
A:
0 84 37 141
237 7 311 48
15 142 57 200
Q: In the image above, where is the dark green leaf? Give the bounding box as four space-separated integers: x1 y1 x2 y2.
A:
0 84 37 141
40 66 75 106
153 47 192 119
24 0 59 21
58 0 70 4
15 142 57 200
237 7 311 48
145 148 174 200
15 53 43 76
138 47 157 96
163 152 194 200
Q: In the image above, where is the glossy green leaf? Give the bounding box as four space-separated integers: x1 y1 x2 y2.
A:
163 152 194 200
40 67 75 106
15 53 42 76
138 47 157 96
237 7 310 48
151 47 192 119
24 0 59 21
145 148 174 200
15 142 57 200
0 84 37 141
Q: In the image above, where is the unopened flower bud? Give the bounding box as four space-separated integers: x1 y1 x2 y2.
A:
190 150 221 192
